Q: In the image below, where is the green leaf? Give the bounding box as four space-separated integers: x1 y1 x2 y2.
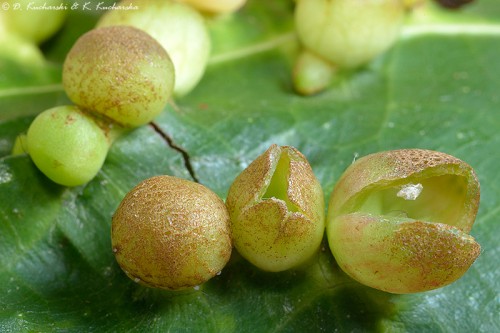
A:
1 1 499 332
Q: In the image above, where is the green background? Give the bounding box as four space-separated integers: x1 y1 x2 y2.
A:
0 0 499 332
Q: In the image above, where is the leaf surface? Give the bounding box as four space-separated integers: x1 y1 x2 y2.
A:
0 1 499 332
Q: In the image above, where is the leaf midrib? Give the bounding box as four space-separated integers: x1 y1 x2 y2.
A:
0 84 63 98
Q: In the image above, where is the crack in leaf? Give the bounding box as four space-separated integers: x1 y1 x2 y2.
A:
149 122 199 183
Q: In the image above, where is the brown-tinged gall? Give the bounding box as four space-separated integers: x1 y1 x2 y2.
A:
226 144 325 272
327 149 481 293
63 26 175 127
112 175 232 290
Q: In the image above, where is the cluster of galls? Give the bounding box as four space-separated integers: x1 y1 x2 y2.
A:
112 145 481 294
11 0 480 293
291 0 476 95
18 25 175 186
15 0 247 186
